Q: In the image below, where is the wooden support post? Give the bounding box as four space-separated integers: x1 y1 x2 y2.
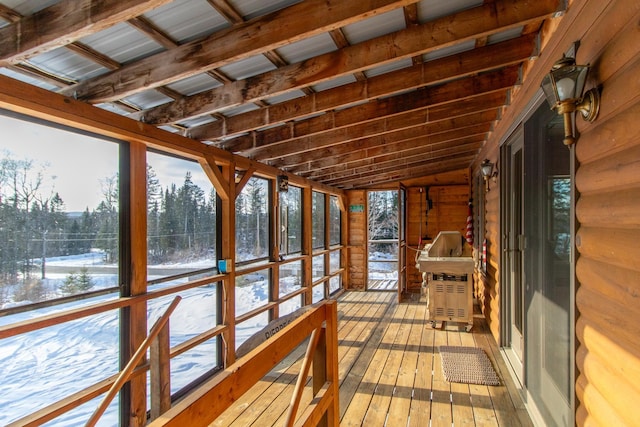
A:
303 187 313 305
271 177 280 320
285 328 322 427
222 164 236 366
340 195 348 290
324 300 340 426
150 320 171 420
127 141 148 426
313 327 328 427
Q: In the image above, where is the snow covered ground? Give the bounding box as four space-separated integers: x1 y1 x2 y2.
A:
0 252 302 426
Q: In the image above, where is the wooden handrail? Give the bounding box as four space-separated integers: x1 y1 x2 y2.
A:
85 296 182 427
149 300 339 427
285 328 322 426
0 275 221 340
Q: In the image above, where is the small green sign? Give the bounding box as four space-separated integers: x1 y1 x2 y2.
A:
349 204 365 213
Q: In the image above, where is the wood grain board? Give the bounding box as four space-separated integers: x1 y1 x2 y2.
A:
207 291 532 426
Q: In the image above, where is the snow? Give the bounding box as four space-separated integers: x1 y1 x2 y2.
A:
0 252 297 426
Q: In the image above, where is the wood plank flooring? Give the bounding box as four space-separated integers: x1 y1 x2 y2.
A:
367 279 398 290
210 291 532 427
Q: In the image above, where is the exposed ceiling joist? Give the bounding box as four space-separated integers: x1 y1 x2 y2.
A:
0 0 563 189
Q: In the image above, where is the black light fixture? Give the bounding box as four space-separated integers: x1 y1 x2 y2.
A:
277 175 289 192
480 159 497 192
540 55 600 146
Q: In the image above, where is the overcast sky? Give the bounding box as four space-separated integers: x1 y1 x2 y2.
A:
0 114 212 212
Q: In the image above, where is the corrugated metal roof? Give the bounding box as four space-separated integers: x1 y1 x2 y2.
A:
26 48 105 82
122 90 173 111
311 74 358 92
423 39 476 62
0 67 58 90
79 23 165 65
143 0 230 43
417 0 484 23
364 58 414 79
166 73 223 97
275 33 337 64
217 54 277 81
1 0 57 15
341 7 407 45
231 0 303 20
0 0 559 188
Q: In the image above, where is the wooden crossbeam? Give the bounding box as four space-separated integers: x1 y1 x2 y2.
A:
0 0 175 65
202 36 532 145
245 67 518 161
61 0 419 102
133 0 552 125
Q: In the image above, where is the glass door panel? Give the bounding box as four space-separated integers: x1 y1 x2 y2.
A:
524 102 572 426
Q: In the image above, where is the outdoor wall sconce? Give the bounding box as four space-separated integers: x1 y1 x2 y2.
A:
481 159 497 192
540 55 600 146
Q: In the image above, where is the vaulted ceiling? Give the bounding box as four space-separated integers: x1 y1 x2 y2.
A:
0 0 562 189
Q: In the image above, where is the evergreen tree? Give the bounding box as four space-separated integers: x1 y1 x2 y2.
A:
59 268 94 295
94 174 118 263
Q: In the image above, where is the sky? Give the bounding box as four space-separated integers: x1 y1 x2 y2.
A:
0 113 213 212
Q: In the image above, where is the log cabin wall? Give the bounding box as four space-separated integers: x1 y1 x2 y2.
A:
346 190 367 290
474 0 640 424
346 169 469 293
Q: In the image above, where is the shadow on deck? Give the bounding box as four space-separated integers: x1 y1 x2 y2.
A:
209 291 532 426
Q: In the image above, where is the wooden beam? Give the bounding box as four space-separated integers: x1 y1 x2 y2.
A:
132 0 554 125
297 130 490 178
279 113 495 174
0 3 21 22
279 92 504 169
302 131 488 182
240 86 507 162
0 71 346 201
0 74 227 161
5 64 73 87
199 155 230 201
312 140 485 183
61 0 420 102
126 141 150 425
206 0 244 24
245 67 518 161
0 0 175 66
335 155 477 188
127 16 178 49
234 165 257 199
65 42 121 70
191 35 533 141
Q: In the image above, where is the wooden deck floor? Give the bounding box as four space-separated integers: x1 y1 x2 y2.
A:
367 279 398 290
210 291 532 427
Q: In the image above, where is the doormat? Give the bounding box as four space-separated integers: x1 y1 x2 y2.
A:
439 346 500 386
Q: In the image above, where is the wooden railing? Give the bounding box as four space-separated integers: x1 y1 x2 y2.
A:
86 296 182 426
149 300 340 427
2 274 227 427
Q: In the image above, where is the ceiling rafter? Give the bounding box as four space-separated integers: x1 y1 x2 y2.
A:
302 127 490 179
327 154 478 188
286 106 498 173
203 36 533 146
187 34 534 141
131 0 553 127
61 0 420 102
271 120 493 178
314 141 485 183
0 0 175 66
127 16 177 49
241 66 519 161
0 4 21 22
0 0 563 189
